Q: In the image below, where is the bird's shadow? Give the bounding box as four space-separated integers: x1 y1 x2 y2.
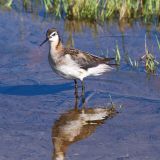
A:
0 82 73 96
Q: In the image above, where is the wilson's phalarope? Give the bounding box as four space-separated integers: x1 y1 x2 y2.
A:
40 28 115 99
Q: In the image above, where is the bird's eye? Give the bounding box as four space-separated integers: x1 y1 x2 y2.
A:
52 32 56 36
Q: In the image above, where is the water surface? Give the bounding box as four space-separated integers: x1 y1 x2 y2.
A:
0 8 160 160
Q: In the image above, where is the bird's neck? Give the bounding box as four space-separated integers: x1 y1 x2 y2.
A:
49 40 63 56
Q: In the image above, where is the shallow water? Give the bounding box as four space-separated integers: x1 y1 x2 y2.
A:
0 8 160 160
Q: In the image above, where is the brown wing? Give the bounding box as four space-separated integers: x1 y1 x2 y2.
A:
63 48 115 70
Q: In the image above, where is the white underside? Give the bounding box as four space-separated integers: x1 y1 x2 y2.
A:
49 53 113 81
57 63 112 81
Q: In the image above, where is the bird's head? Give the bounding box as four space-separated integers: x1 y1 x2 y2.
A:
40 28 60 47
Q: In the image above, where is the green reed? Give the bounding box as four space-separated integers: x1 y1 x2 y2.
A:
113 35 160 74
115 42 121 65
1 0 160 21
128 57 139 68
51 0 160 21
43 0 53 11
156 35 160 52
140 35 159 74
0 0 13 8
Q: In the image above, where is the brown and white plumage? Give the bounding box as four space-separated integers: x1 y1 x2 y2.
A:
40 28 115 97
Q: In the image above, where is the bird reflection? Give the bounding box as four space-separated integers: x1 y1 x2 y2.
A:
51 97 117 160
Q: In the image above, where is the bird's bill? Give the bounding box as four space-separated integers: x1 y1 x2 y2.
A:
39 38 48 46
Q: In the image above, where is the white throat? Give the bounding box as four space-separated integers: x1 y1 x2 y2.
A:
49 40 60 54
50 41 58 50
49 40 63 62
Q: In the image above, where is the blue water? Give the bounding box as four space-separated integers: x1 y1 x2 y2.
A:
0 7 160 160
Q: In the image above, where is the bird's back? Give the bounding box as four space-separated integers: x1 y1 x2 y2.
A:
63 47 115 70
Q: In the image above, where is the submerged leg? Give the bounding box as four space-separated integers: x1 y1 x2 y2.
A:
81 80 85 103
74 79 78 98
74 92 79 110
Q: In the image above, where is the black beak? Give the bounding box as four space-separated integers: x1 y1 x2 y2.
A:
39 38 48 46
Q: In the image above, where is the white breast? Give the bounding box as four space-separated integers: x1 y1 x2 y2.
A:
49 52 113 81
48 53 87 80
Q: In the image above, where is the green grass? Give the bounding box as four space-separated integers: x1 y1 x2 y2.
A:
156 35 160 52
141 52 158 74
0 0 13 9
115 42 121 65
128 57 139 69
113 35 160 74
51 0 160 21
140 35 159 74
1 0 160 21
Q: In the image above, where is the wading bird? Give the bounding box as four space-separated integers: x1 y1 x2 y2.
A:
40 28 115 99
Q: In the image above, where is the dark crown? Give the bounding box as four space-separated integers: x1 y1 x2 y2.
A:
46 28 58 37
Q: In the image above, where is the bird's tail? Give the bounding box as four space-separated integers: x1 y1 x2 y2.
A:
88 64 113 76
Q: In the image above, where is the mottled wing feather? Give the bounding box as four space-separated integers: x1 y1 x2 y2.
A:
63 48 115 70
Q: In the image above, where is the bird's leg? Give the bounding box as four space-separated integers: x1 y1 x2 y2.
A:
74 93 79 110
81 80 85 103
74 79 78 99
